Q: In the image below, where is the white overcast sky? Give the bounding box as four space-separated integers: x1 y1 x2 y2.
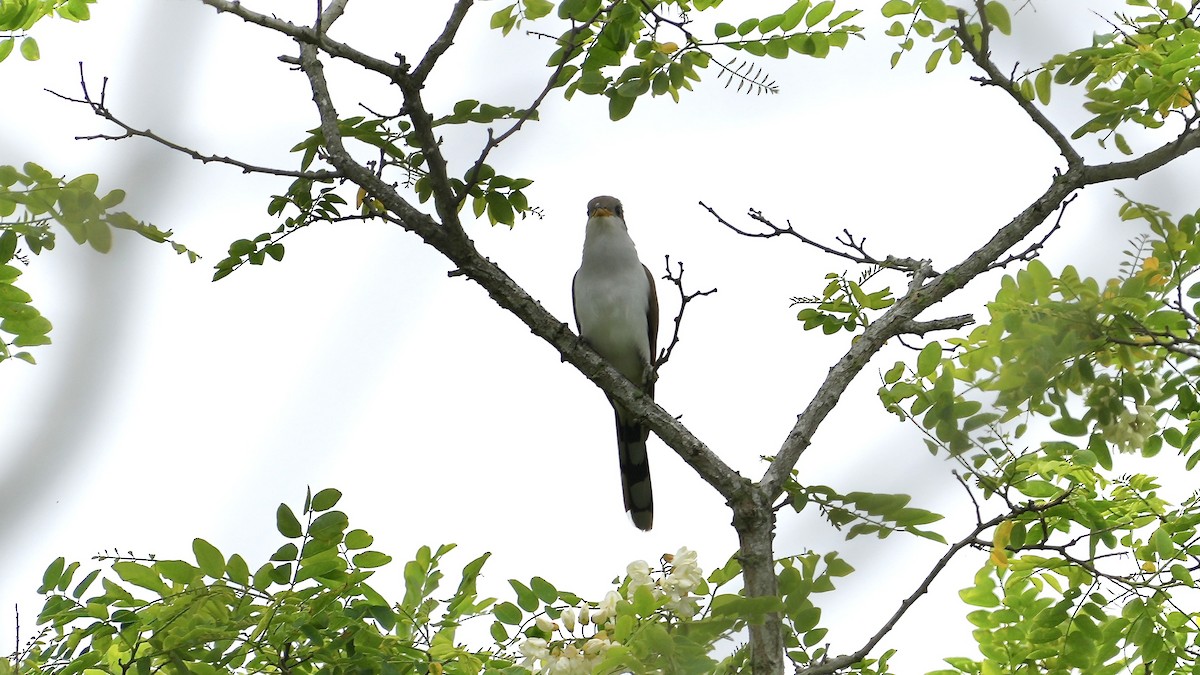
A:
2 1 1195 670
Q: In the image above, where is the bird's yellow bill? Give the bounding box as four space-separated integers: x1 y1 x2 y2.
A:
590 207 614 217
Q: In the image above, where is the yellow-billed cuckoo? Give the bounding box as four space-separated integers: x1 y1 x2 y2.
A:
572 195 659 531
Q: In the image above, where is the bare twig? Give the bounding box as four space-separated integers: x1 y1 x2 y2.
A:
985 194 1076 271
655 255 717 371
702 201 937 277
47 64 341 181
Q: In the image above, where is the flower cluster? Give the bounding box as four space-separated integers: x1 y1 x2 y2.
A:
1099 402 1156 454
515 547 703 674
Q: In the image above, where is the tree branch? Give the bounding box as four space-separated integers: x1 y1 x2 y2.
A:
200 0 408 81
954 2 1083 168
412 0 473 83
292 37 747 503
759 17 1200 502
797 492 1072 675
985 194 1075 271
702 201 936 277
45 63 341 181
655 255 717 371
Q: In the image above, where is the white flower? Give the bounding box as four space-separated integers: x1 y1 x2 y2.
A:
518 637 549 670
561 608 577 633
592 590 621 625
664 593 700 619
577 604 590 626
662 547 703 596
545 645 593 675
583 634 613 656
535 615 556 634
626 560 656 601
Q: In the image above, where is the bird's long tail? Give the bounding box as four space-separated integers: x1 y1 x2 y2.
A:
615 412 653 531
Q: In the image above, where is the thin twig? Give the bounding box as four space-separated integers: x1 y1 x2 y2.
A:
701 201 937 277
47 64 341 180
655 255 717 371
797 492 1072 675
986 194 1076 270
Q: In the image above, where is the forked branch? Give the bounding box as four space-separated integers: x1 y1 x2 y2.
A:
655 255 717 371
46 63 342 181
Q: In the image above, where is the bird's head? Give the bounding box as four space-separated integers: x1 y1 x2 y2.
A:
587 195 624 221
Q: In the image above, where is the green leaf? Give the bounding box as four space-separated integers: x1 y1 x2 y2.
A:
714 22 736 38
353 551 393 568
1049 416 1088 437
39 557 65 593
113 562 167 595
20 37 39 61
156 560 200 584
192 538 226 578
806 0 835 27
494 601 522 625
916 341 941 377
608 92 636 121
345 529 373 549
983 1 1011 35
530 576 558 604
485 191 514 225
310 488 342 512
0 38 13 63
1114 133 1132 155
1034 69 1052 105
925 47 942 73
510 579 539 611
881 0 912 17
523 0 554 20
308 510 348 541
276 504 303 538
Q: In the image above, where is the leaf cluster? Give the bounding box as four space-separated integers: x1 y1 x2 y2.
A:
793 268 896 335
19 488 510 675
782 480 947 543
491 0 863 120
0 163 196 363
0 0 96 64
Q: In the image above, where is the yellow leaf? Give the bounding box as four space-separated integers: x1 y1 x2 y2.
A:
356 187 368 208
990 520 1013 569
1142 256 1159 272
990 546 1009 569
992 520 1013 549
656 42 679 53
1142 561 1157 573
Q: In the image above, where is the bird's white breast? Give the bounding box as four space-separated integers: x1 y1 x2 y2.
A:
574 217 651 381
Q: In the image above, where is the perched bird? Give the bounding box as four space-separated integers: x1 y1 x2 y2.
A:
572 195 659 531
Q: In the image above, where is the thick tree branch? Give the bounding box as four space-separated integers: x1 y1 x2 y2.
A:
292 39 747 503
954 3 1083 168
413 0 473 83
201 0 408 81
985 194 1075 271
759 53 1200 505
898 314 975 336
